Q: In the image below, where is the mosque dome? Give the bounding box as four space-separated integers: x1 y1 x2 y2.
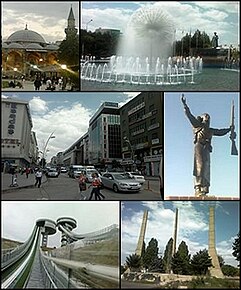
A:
7 25 46 44
7 43 24 49
46 44 59 50
25 43 44 50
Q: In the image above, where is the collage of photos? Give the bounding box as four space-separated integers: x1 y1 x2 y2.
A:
1 1 240 289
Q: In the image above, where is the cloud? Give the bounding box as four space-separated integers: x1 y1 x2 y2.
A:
82 2 239 46
119 92 140 107
29 96 49 114
30 100 93 159
2 2 79 42
121 201 238 267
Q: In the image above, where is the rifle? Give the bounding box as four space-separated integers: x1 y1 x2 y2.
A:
230 100 238 155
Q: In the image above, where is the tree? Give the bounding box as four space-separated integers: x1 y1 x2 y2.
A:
58 35 79 67
125 254 142 271
163 238 173 273
190 249 212 275
221 264 239 277
218 255 225 268
232 232 240 266
142 238 159 270
172 241 191 274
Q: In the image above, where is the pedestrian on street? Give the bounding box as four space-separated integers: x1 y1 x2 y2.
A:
35 168 42 188
76 173 87 200
88 173 105 200
25 167 30 178
34 78 42 90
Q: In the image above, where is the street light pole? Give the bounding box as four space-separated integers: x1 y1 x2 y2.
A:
124 137 135 171
42 132 55 168
86 19 93 31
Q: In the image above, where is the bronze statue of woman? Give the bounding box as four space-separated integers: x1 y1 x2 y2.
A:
181 94 231 196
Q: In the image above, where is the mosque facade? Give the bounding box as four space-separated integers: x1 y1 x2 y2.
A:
2 6 77 79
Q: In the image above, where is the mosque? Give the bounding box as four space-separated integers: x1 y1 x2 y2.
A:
2 6 77 79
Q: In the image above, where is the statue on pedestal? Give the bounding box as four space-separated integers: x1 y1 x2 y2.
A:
181 94 233 197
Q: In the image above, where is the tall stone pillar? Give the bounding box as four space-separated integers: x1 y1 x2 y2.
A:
172 208 178 256
135 210 148 256
208 206 224 278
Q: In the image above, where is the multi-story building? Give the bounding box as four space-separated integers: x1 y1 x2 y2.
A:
119 92 163 176
89 102 121 166
1 97 37 171
29 131 38 166
62 132 89 166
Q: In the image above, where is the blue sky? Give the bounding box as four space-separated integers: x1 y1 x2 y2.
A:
121 201 240 267
164 92 239 198
81 1 239 47
2 92 139 161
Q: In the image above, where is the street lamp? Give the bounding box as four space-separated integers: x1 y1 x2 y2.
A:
42 132 56 168
13 67 17 81
86 19 93 31
123 136 135 171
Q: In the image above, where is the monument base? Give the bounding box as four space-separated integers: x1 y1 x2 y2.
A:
165 196 239 200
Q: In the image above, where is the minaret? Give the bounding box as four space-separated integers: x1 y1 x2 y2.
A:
172 208 178 256
65 5 78 38
208 206 224 278
135 210 148 256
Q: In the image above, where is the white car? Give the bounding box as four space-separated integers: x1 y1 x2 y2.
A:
60 167 67 173
83 169 100 182
125 172 145 185
46 168 59 178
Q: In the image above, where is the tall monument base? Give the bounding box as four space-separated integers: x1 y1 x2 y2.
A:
166 196 239 201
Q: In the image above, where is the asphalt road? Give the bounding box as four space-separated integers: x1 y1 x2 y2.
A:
2 173 161 201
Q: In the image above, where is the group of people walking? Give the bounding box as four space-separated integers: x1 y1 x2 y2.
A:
77 172 105 200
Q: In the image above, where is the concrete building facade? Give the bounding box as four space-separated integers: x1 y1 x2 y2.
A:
89 102 121 166
1 97 36 171
119 92 163 176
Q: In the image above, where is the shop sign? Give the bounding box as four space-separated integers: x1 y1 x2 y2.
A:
8 103 17 135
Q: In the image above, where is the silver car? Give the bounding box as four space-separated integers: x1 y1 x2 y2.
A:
125 172 145 185
101 172 141 193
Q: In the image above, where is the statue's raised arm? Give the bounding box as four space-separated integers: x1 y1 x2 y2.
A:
181 94 188 109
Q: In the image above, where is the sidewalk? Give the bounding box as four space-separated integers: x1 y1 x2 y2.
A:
1 173 47 192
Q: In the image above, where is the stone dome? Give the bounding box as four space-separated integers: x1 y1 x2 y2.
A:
7 43 24 49
25 43 44 50
46 44 59 50
7 26 46 44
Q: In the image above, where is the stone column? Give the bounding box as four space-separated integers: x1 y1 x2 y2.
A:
135 210 148 256
172 208 178 256
208 206 224 278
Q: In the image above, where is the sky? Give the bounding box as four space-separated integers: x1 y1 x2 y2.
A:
121 201 240 267
1 201 119 248
165 92 239 198
81 1 240 47
1 92 139 162
2 1 79 43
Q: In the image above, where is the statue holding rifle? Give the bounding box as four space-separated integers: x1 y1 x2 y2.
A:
181 94 237 197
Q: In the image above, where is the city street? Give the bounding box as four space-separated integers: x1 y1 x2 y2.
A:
2 173 161 201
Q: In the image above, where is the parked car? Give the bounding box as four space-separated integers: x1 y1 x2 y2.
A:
46 168 59 178
101 172 141 193
60 167 67 173
83 169 100 183
68 165 85 178
125 172 145 185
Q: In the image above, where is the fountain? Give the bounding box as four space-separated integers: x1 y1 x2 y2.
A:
81 5 202 85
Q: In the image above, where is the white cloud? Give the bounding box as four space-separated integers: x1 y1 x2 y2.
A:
30 99 93 160
119 92 140 107
29 96 49 114
82 1 239 46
